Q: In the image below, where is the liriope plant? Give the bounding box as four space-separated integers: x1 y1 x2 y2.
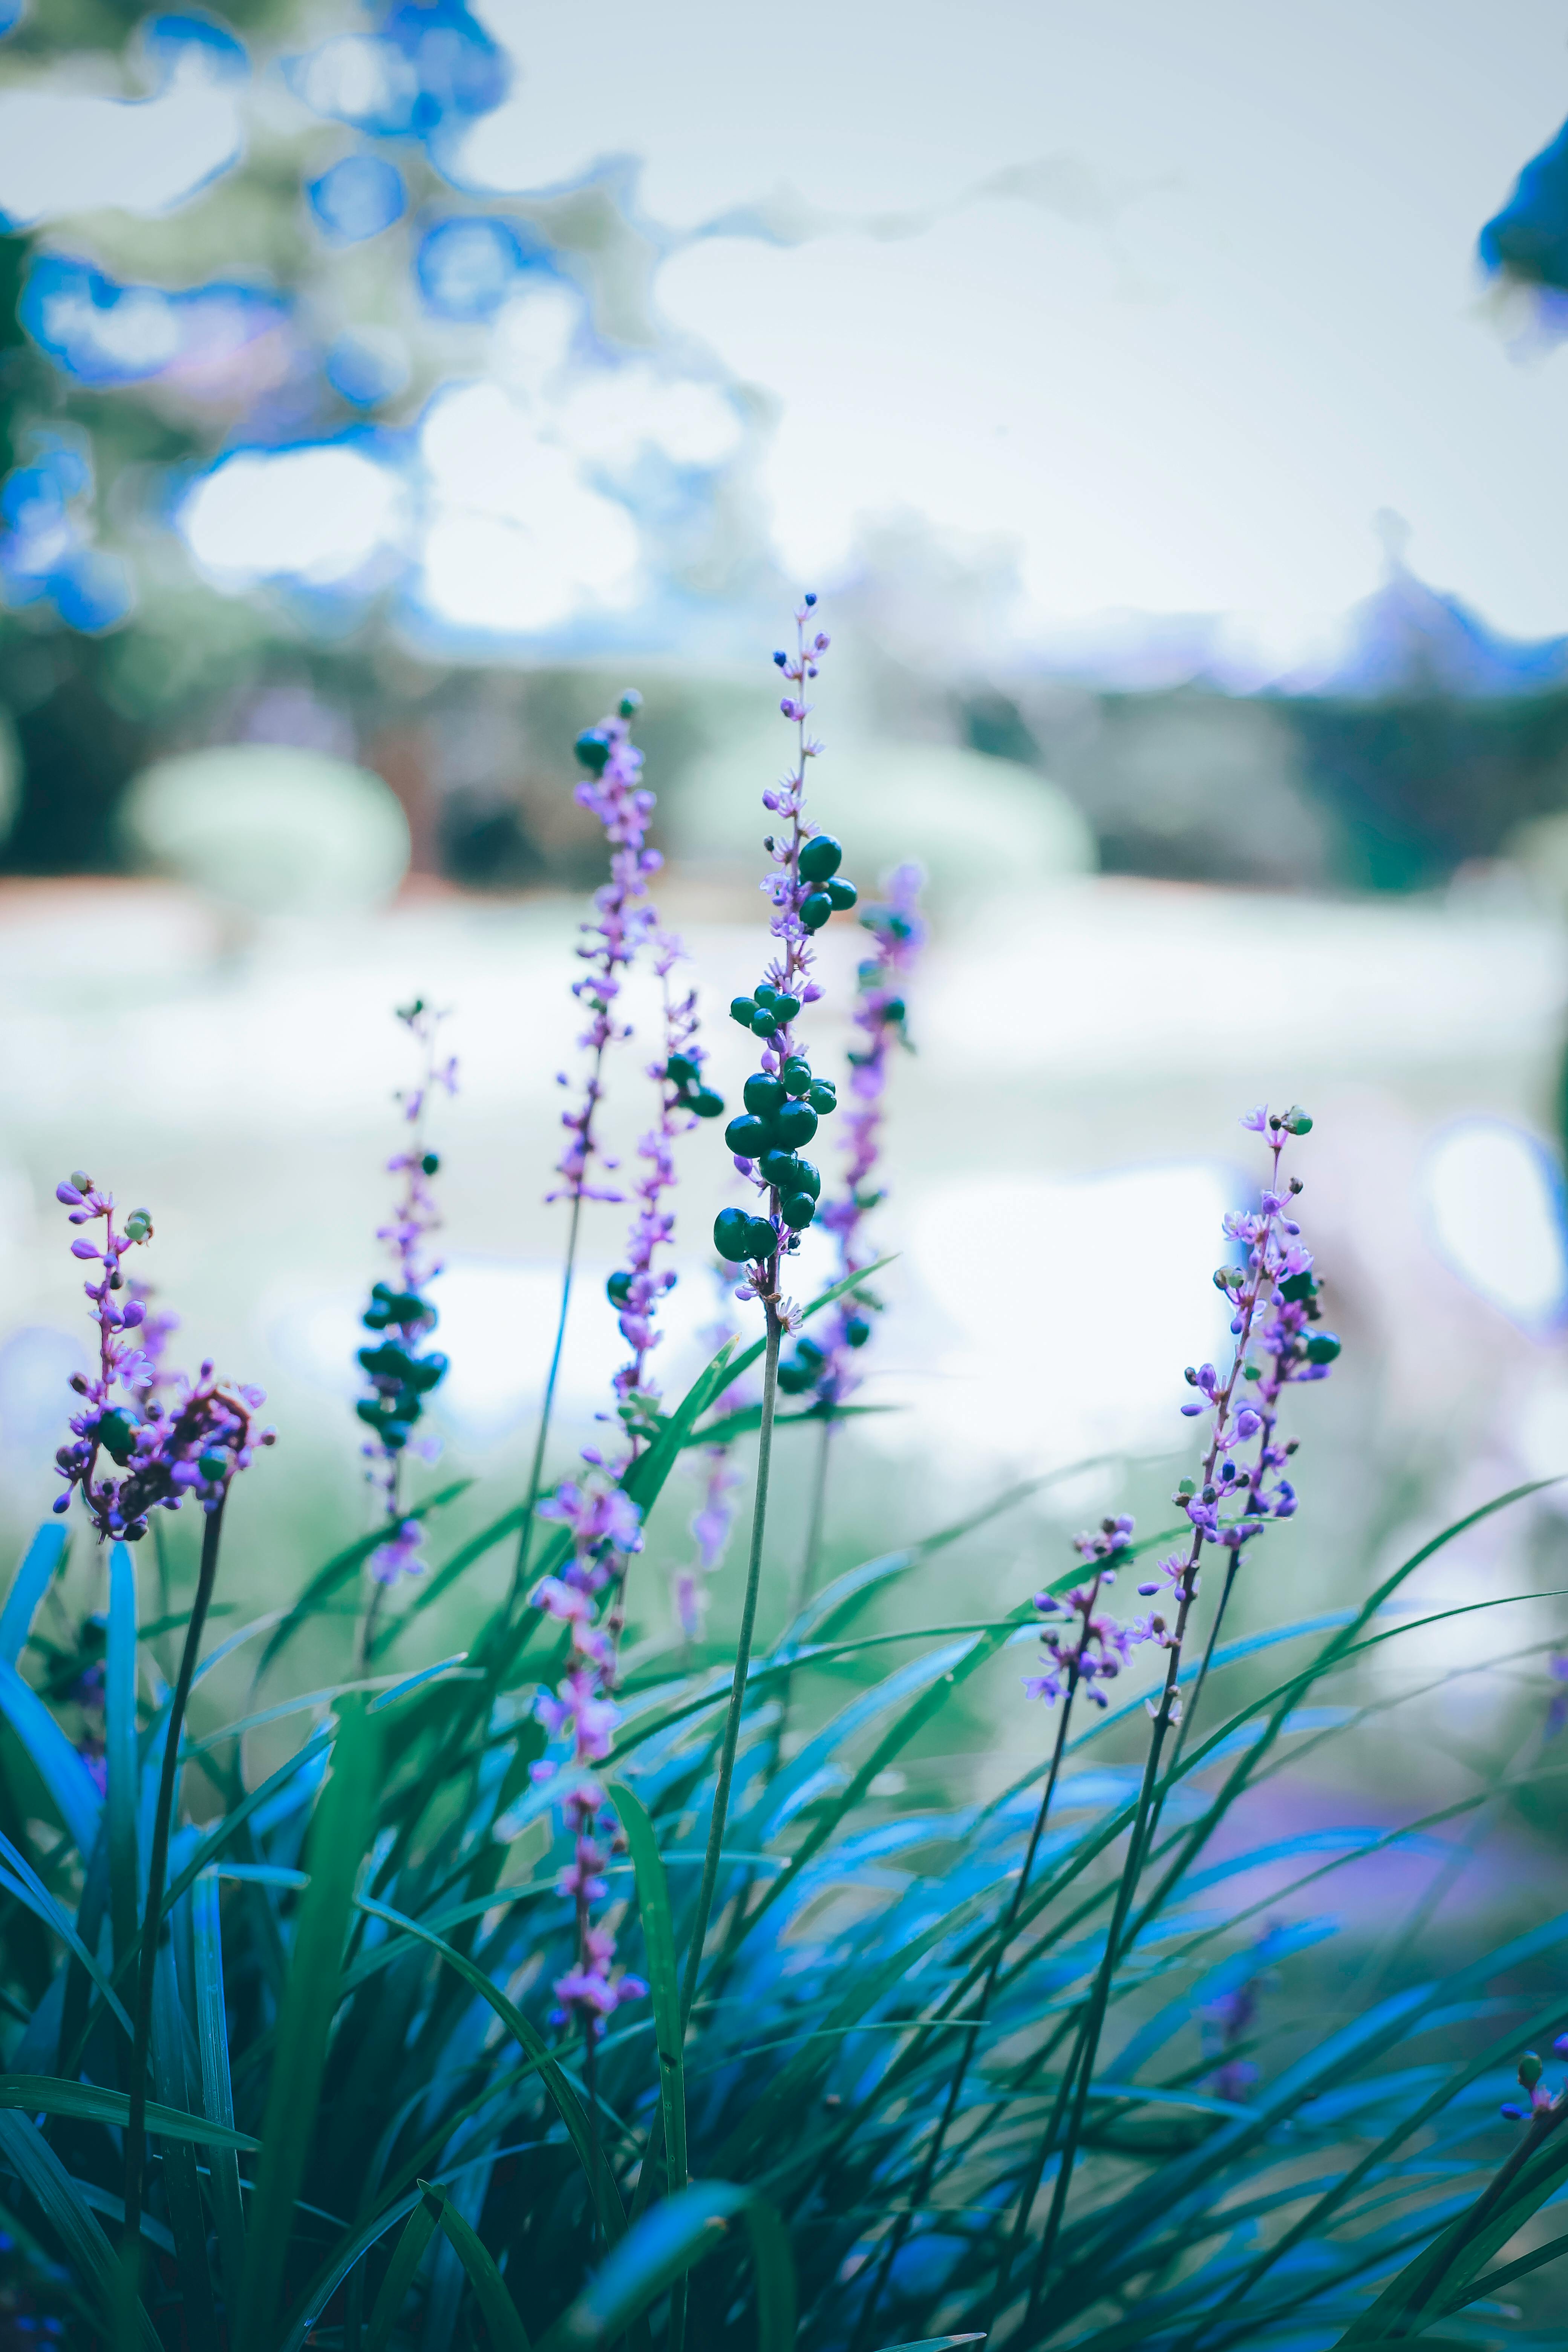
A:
0 608 1565 2352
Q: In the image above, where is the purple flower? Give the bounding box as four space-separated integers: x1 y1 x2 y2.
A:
550 695 661 1211
1026 1517 1153 1712
50 1173 272 1541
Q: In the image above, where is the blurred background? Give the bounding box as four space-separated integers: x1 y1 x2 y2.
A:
8 0 1568 1923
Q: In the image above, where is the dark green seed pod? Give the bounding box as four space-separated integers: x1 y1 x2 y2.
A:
361 1306 391 1331
1282 1105 1314 1135
724 1114 769 1158
796 1336 824 1366
753 983 780 1006
758 1147 799 1188
198 1451 229 1481
801 891 833 930
714 1207 754 1263
606 1271 633 1307
775 1101 818 1147
777 1359 813 1395
730 995 757 1026
389 1291 433 1325
574 729 611 777
744 1073 787 1117
793 1158 821 1199
619 689 642 718
691 1087 725 1119
746 1214 781 1259
845 1316 873 1348
1305 1331 1341 1365
666 1052 700 1084
773 992 802 1021
826 877 858 911
806 1080 837 1117
798 832 843 882
781 1191 816 1229
750 1008 779 1037
881 997 905 1024
782 1057 812 1096
409 1352 449 1392
96 1407 139 1466
1279 1269 1317 1304
421 1151 441 1176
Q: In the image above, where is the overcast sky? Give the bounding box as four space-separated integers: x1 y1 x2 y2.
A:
455 0 1568 657
7 0 1568 665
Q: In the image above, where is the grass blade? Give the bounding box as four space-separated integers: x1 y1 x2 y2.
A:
191 1869 247 2314
0 1656 103 1858
534 2181 795 2352
234 1700 384 2352
0 2109 161 2352
363 2193 441 2352
421 2179 531 2352
0 1524 67 1666
0 2075 259 2148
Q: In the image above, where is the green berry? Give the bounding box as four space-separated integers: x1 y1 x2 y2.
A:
619 689 642 718
796 1336 824 1366
70 1169 93 1193
1520 2050 1545 2089
574 729 611 776
744 1073 787 1117
730 995 758 1027
773 992 802 1021
746 1214 780 1259
1282 1105 1314 1135
421 1151 441 1176
793 1158 821 1199
775 1101 818 1148
667 1051 700 1085
198 1451 229 1481
881 997 905 1024
753 983 780 1006
1279 1269 1317 1304
691 1087 724 1119
782 1057 812 1096
95 1407 139 1465
827 877 858 911
845 1316 872 1348
607 1271 633 1307
807 1080 836 1116
714 1207 754 1263
750 1008 779 1037
1305 1331 1341 1365
725 1114 769 1158
781 1191 816 1229
801 891 833 930
758 1148 800 1188
778 1359 814 1395
798 833 843 882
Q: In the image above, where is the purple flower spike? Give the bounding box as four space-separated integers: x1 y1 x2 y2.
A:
50 1175 270 1542
1025 1517 1154 1711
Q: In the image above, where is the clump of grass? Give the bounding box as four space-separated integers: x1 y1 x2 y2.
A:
0 606 1565 2352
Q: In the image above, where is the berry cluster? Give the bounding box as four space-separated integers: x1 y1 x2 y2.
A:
354 999 456 1585
1500 2036 1568 2121
711 598 859 1285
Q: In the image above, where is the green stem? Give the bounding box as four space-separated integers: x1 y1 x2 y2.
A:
508 1188 585 1617
122 1497 227 2259
680 1300 781 2029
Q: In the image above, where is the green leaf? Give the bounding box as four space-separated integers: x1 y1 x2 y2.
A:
0 2109 162 2352
105 1541 139 1969
0 1830 133 2037
610 1783 688 2201
362 2193 441 2352
420 2179 531 2352
234 1700 385 2352
1435 2222 1568 2315
191 1870 247 2313
0 2074 259 2150
872 2339 987 2350
0 1654 103 1857
534 2181 795 2352
0 1524 67 1667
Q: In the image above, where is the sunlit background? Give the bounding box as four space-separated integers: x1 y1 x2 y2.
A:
8 0 1568 1891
